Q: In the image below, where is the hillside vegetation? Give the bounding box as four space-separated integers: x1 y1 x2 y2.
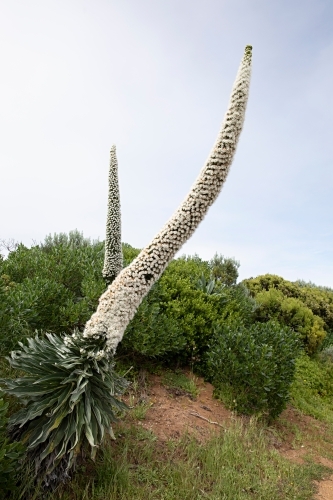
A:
1 232 333 499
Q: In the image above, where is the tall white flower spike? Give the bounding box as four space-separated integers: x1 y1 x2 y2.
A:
83 45 252 353
102 145 123 284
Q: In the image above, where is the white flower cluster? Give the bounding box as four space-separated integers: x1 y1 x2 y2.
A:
87 349 106 361
102 145 123 284
63 334 106 361
63 332 79 346
63 335 73 347
83 46 252 354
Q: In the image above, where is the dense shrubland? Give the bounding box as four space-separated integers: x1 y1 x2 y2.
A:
2 233 331 416
0 232 106 354
1 232 333 494
0 233 252 362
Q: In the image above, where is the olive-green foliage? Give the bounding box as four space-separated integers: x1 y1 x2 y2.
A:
122 243 140 267
290 352 333 423
253 288 326 354
243 274 333 334
122 255 255 362
121 282 186 357
164 257 255 358
0 233 141 357
205 321 300 420
1 233 249 363
0 231 107 355
209 253 240 286
0 391 25 497
243 274 300 297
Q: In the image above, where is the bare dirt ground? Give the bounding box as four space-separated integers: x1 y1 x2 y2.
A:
122 370 333 500
134 373 235 442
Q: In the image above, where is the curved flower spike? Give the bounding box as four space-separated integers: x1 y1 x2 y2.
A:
83 45 253 353
102 145 123 284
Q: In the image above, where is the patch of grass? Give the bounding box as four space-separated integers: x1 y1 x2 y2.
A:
128 397 153 421
290 353 333 424
162 370 199 399
30 419 330 500
274 416 307 449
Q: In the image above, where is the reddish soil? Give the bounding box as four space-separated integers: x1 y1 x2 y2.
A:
122 370 333 500
135 373 235 442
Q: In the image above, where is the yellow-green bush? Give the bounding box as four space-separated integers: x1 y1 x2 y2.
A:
254 288 326 354
290 352 333 422
243 275 331 353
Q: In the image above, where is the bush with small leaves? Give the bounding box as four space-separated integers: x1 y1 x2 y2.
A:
254 288 326 354
122 243 141 268
121 281 186 357
243 274 333 335
209 253 239 286
143 257 256 362
205 320 300 420
290 352 333 421
119 255 255 363
0 233 107 354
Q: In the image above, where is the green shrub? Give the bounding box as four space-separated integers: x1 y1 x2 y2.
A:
0 232 108 354
290 352 333 422
121 282 186 357
293 353 333 397
1 234 251 363
243 274 333 334
205 320 300 420
254 288 326 354
122 243 141 267
209 253 239 286
243 274 299 297
154 257 255 362
119 255 254 362
0 391 25 497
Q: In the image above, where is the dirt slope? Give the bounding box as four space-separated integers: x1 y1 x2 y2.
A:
123 370 333 500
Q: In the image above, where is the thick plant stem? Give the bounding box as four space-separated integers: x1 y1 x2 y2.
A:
102 145 123 284
83 45 253 353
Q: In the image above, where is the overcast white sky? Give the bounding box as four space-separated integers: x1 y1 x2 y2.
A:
1 0 332 286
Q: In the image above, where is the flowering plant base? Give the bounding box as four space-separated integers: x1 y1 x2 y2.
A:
0 331 128 486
